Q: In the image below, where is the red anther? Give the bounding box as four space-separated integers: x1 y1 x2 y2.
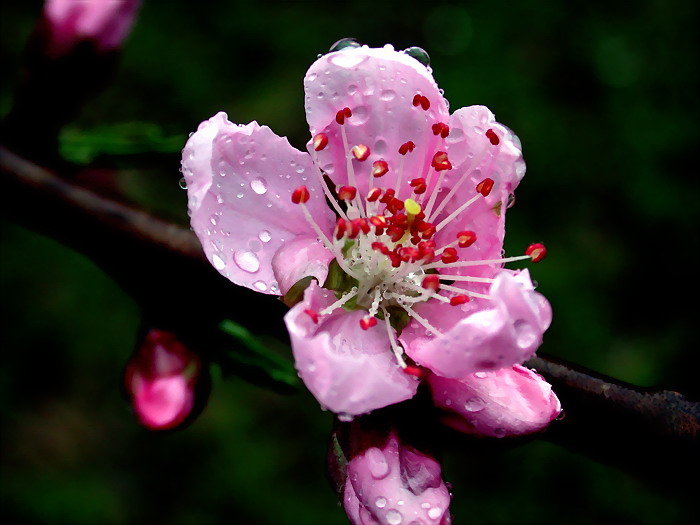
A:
420 96 430 110
387 225 405 242
485 128 500 145
476 178 495 197
419 240 437 250
398 141 416 155
432 122 450 138
414 182 427 194
360 316 378 330
409 178 427 195
389 252 403 268
417 221 434 232
367 187 382 202
422 274 440 291
338 185 358 201
379 188 395 204
304 309 320 323
291 185 310 204
352 144 370 161
313 133 329 151
387 198 405 214
348 218 369 237
411 234 422 245
457 230 477 248
400 247 420 262
372 160 389 178
431 151 452 171
441 247 459 264
389 213 408 227
403 365 425 379
410 177 426 187
371 241 390 255
358 218 371 234
450 295 470 306
335 218 347 240
412 94 422 107
421 225 436 239
525 242 547 262
369 215 387 228
336 107 352 124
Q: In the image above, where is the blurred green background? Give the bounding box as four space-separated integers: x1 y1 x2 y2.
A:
1 0 697 523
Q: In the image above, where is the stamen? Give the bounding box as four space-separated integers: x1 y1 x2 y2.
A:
360 316 378 330
457 230 477 248
485 128 500 145
423 253 532 270
525 243 547 262
476 178 494 197
438 275 495 283
338 186 357 201
434 194 480 232
338 118 365 217
351 144 370 161
449 295 469 306
380 306 407 368
319 287 359 315
399 302 444 336
313 133 329 151
367 188 382 202
432 122 450 138
372 160 389 178
422 274 440 291
291 185 310 204
438 282 492 300
441 247 459 264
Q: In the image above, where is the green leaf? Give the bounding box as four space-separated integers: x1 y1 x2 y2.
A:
59 122 186 164
218 320 299 389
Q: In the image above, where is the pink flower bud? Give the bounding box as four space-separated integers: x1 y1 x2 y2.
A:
343 429 452 525
124 329 202 431
43 0 141 55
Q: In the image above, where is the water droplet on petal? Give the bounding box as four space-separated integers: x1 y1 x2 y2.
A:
233 250 260 273
259 230 272 242
386 509 403 525
210 214 218 226
514 319 538 348
464 397 485 412
375 497 387 508
329 37 363 53
251 177 268 195
253 280 267 291
212 253 225 270
474 371 488 379
427 507 442 520
178 177 188 190
380 89 397 101
404 46 431 67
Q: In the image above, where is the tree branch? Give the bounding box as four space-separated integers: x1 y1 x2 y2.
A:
2 145 698 489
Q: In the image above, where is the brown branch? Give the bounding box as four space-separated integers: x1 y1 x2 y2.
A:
2 146 698 490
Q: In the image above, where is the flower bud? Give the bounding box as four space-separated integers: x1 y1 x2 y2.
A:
333 421 452 525
43 0 141 55
124 329 203 431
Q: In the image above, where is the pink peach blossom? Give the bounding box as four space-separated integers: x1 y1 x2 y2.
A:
43 0 141 54
181 43 560 432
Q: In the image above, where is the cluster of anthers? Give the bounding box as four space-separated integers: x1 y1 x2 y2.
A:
290 97 546 369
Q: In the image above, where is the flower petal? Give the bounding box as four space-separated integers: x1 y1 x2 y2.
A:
285 281 418 417
182 112 335 294
304 45 450 199
428 365 561 437
271 236 335 295
345 432 452 525
401 269 551 378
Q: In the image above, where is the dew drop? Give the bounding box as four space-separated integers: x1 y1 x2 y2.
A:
347 84 359 95
259 230 272 242
330 52 367 68
329 37 363 53
216 194 225 204
404 46 430 68
178 177 188 190
380 89 397 101
514 319 538 348
474 371 488 379
210 214 218 226
464 397 485 412
251 177 268 195
386 509 403 525
236 192 244 199
212 253 225 270
233 250 260 273
374 139 387 155
375 497 387 509
253 280 267 292
427 507 442 520
350 105 370 125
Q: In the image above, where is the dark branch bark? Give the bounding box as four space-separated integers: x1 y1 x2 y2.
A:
2 146 698 489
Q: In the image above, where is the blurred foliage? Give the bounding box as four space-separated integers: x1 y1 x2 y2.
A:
1 0 697 524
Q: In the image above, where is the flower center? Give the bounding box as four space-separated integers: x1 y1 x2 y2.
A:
292 103 545 368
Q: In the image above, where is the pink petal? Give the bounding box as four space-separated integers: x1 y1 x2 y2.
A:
428 365 561 437
284 281 418 417
304 45 449 199
182 113 335 295
271 236 335 295
401 269 551 378
132 375 193 430
345 432 452 524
